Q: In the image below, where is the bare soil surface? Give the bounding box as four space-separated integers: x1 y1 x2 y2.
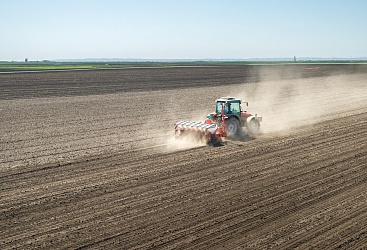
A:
1 65 367 249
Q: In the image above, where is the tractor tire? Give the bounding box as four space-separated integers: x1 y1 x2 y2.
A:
247 119 260 137
226 118 240 136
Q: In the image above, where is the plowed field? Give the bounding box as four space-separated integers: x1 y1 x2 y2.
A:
1 65 367 249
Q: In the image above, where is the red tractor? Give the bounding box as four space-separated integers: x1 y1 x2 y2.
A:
174 97 262 145
207 97 262 136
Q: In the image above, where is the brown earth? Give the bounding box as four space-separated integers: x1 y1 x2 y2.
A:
1 65 367 249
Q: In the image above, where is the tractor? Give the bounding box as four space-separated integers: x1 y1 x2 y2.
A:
174 97 262 145
207 97 262 137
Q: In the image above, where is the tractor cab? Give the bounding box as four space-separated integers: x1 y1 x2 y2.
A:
215 97 246 117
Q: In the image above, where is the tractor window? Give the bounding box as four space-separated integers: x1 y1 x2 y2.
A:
216 101 241 115
216 102 225 114
230 102 241 115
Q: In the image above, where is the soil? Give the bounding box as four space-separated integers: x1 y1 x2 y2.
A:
1 65 367 249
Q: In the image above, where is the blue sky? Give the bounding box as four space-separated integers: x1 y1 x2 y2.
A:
1 0 366 61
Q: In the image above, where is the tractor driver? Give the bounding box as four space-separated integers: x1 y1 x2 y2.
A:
226 103 239 115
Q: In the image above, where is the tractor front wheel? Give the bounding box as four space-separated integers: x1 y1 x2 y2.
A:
247 119 260 137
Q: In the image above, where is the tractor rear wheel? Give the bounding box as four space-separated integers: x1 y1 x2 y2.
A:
226 118 240 136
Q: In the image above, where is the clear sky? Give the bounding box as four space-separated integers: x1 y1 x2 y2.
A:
1 0 366 61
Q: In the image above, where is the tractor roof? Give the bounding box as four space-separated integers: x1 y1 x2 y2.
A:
216 97 241 103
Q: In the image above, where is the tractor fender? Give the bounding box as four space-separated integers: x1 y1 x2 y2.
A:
246 116 256 124
224 114 239 121
246 115 262 124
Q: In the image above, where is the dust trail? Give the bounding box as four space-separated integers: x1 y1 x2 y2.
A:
164 134 206 151
235 74 367 134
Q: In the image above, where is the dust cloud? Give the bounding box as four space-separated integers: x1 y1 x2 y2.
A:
235 73 367 134
162 71 366 150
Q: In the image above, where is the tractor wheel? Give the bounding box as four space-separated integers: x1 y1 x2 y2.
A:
226 118 240 136
247 119 260 137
